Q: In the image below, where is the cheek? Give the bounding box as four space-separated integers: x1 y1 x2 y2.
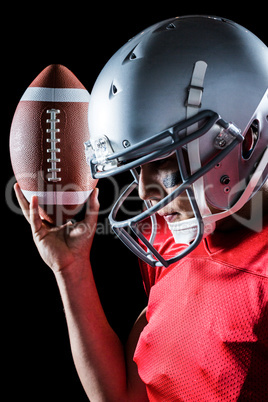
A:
162 171 181 189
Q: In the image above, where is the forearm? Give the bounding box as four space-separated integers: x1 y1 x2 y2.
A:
54 259 128 401
14 186 136 400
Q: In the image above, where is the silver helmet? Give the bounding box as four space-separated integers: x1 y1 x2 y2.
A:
86 15 268 267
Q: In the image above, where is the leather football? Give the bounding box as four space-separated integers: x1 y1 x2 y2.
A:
10 64 97 225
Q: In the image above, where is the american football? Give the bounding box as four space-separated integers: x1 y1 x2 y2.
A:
10 64 97 225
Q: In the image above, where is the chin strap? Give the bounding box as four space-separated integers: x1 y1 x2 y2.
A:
170 61 216 244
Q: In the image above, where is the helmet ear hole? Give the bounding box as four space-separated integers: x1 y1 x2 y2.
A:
242 120 259 160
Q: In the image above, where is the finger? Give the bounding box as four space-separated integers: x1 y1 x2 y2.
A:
30 195 43 235
89 187 100 216
91 188 100 213
14 183 30 223
83 188 100 227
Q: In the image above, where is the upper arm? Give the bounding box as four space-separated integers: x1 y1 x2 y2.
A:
125 306 149 401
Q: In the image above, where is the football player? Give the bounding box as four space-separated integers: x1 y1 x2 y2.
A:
15 16 268 401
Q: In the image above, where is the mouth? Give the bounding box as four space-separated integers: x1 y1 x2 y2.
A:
158 212 180 223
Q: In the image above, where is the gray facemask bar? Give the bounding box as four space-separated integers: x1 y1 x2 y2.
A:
110 177 204 267
89 110 232 179
106 116 243 268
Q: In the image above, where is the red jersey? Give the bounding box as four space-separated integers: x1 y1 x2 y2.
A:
134 216 268 401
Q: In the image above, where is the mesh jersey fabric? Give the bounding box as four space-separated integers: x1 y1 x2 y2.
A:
134 216 268 401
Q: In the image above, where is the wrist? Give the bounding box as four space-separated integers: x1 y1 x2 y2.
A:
54 257 92 287
53 257 102 323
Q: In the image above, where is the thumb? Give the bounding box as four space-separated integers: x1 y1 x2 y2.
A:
84 187 100 227
90 187 100 214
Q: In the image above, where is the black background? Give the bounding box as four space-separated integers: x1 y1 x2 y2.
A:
4 4 267 401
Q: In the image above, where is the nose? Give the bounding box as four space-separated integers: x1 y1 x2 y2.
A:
138 164 165 201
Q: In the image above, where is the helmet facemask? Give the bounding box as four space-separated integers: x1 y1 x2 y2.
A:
86 110 244 267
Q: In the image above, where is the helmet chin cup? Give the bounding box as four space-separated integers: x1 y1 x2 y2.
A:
167 218 216 245
109 181 205 268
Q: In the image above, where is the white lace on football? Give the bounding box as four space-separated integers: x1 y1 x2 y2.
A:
46 109 61 182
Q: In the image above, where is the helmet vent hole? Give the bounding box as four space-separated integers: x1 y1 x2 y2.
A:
112 84 118 95
109 81 121 98
123 44 142 64
166 22 176 30
129 52 137 60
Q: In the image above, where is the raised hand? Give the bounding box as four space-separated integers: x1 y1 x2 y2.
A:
14 183 99 273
